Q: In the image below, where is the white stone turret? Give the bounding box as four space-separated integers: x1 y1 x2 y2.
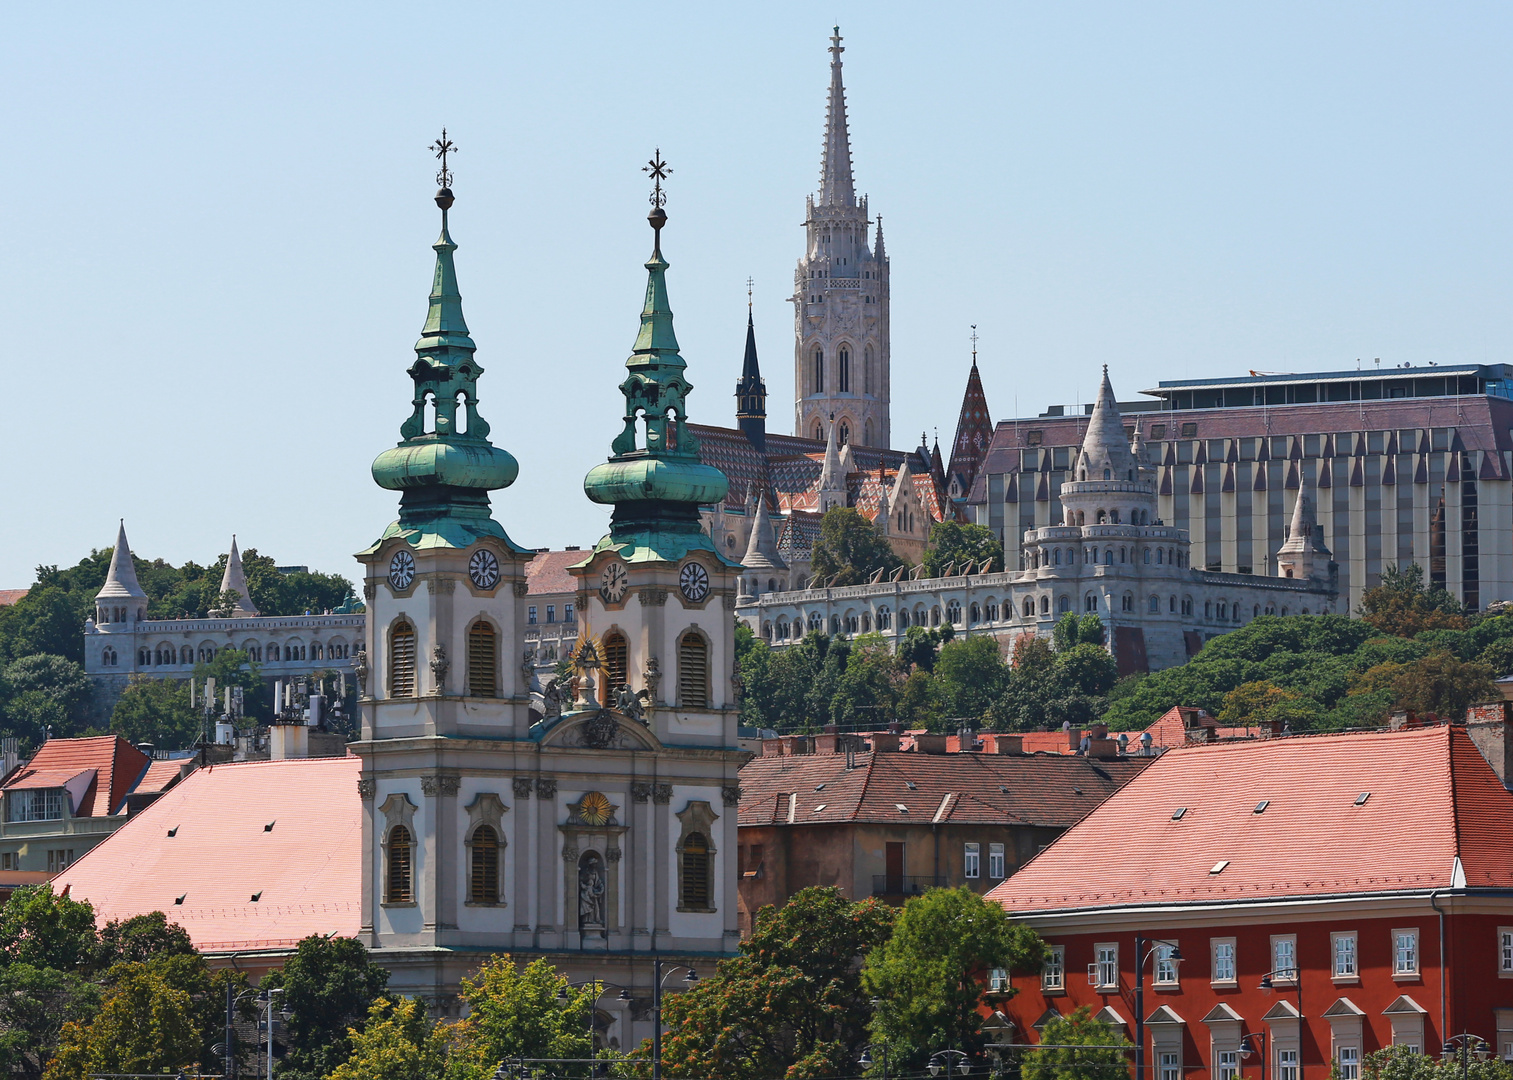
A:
1058 369 1158 529
1276 475 1332 581
95 521 148 626
817 414 848 513
217 536 259 617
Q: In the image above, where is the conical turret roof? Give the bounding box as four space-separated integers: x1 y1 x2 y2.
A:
1278 473 1331 557
947 352 994 497
742 490 787 571
216 536 259 617
1078 368 1137 480
818 414 846 494
96 521 146 602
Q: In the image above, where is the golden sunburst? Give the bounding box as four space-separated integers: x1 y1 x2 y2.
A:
578 791 613 826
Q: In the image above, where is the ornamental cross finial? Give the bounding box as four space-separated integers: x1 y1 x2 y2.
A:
747 276 754 312
970 324 979 364
430 128 457 188
644 149 671 208
830 26 844 61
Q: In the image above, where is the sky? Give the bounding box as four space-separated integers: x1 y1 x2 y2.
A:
3 2 1512 587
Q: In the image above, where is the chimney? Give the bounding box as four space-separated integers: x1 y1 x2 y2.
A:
1064 722 1079 752
994 734 1023 755
915 733 949 755
870 733 900 753
1091 723 1109 740
762 738 785 757
1086 737 1119 760
268 719 309 760
814 733 839 754
1466 701 1513 786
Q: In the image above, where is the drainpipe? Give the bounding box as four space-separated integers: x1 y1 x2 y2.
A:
1429 891 1447 1039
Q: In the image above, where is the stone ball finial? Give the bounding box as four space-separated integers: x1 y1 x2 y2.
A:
435 187 455 210
648 205 667 231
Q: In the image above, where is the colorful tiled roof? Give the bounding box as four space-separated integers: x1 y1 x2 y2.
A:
739 749 1148 828
947 360 994 497
987 725 1513 914
52 756 361 953
525 550 586 596
3 736 150 818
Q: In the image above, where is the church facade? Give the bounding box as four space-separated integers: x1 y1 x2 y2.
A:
352 159 745 1041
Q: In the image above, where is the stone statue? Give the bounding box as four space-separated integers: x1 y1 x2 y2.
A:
354 649 370 695
615 684 649 724
578 852 606 927
429 643 449 693
730 668 745 705
543 677 564 720
643 655 662 703
520 649 539 693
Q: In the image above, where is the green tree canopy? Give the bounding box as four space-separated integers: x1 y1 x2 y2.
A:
446 955 596 1078
922 522 1004 577
1359 562 1465 637
810 509 906 587
327 997 449 1080
109 676 200 750
43 963 200 1080
0 655 93 745
933 636 1008 724
264 934 392 1080
1020 1006 1132 1080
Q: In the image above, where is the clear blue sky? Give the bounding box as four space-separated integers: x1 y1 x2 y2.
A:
3 2 1511 587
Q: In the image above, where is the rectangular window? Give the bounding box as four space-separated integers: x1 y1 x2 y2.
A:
1161 1052 1181 1080
1333 932 1359 978
1395 929 1419 975
1042 946 1064 991
546 605 555 624
1212 938 1236 984
988 842 1005 880
964 843 980 879
1095 943 1118 989
1154 943 1179 985
1218 1051 1239 1080
46 849 74 873
527 606 537 625
988 967 1009 992
564 603 575 623
1339 1047 1360 1080
1272 935 1297 981
1501 927 1513 975
0 853 14 871
1278 1050 1298 1080
6 789 64 822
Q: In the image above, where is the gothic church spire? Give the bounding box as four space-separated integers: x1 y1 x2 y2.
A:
819 26 856 208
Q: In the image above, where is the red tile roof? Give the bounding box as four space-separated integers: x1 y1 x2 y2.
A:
525 550 586 596
1142 706 1260 749
52 755 361 953
3 736 150 817
136 759 193 794
739 749 1149 828
0 590 28 607
987 725 1513 914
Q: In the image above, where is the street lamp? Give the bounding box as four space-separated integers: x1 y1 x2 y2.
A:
927 1049 973 1076
1258 969 1303 1080
651 961 697 1080
1240 1033 1266 1080
557 980 635 1048
1133 937 1183 1080
858 1041 891 1080
1442 1034 1491 1080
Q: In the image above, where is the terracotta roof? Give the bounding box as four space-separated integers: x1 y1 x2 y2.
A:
4 768 95 791
739 750 1149 828
525 550 586 596
0 590 28 607
52 755 361 953
987 725 1513 914
4 736 149 817
136 759 193 795
1141 706 1261 750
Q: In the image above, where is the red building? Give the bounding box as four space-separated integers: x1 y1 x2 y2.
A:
987 725 1513 1080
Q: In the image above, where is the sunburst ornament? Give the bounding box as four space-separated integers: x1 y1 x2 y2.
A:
578 791 613 826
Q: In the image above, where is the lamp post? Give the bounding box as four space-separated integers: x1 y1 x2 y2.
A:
1258 969 1303 1080
858 1042 891 1080
226 985 266 1080
558 980 635 1050
260 988 285 1080
1241 1033 1266 1080
1442 1034 1491 1080
927 1049 973 1077
1133 936 1183 1080
651 960 697 1080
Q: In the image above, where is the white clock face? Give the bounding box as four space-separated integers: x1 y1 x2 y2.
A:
388 549 416 592
468 548 500 591
600 561 629 604
679 560 710 603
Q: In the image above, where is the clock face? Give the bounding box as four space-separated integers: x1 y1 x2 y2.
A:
468 548 500 591
679 560 710 603
388 549 416 592
600 561 629 604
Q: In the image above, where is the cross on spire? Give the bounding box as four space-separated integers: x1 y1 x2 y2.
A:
644 148 671 208
970 324 979 366
430 128 457 189
747 276 754 312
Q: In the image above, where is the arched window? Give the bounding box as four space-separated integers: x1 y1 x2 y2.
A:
1148 595 1160 613
815 422 824 441
386 825 413 903
877 605 891 630
1104 550 1113 565
839 346 851 392
839 421 850 446
312 642 325 660
1122 594 1133 612
1144 549 1151 564
1053 549 1062 565
468 621 498 696
1096 509 1107 524
831 615 842 635
864 345 873 394
138 648 150 666
1170 596 1177 613
1085 594 1098 612
899 607 911 628
1023 598 1035 618
680 832 711 909
969 603 980 624
601 631 628 705
1041 596 1051 615
813 347 825 393
1156 548 1163 564
390 621 417 697
767 578 777 592
1111 510 1121 524
931 606 941 627
678 632 709 708
469 826 500 904
1057 595 1071 613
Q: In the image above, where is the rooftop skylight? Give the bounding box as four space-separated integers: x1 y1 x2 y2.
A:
1172 808 1187 821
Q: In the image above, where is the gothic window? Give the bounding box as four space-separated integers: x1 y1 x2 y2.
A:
969 603 980 624
1085 594 1098 612
678 632 709 708
1183 597 1194 616
899 608 910 628
839 421 850 446
1053 549 1062 565
767 579 776 592
877 606 891 629
1122 594 1133 612
468 621 498 696
1096 510 1107 523
815 423 824 441
1041 596 1051 615
864 345 873 394
390 620 417 697
602 631 628 705
181 646 193 664
1023 599 1035 618
931 606 941 627
1143 549 1151 564
839 346 851 392
1170 596 1177 613
313 642 324 660
1156 548 1163 564
1057 595 1071 613
469 826 500 904
813 348 825 393
831 615 842 635
386 825 413 903
763 622 772 640
137 647 149 666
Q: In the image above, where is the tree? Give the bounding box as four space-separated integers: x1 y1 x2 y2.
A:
446 956 595 1078
1359 563 1466 637
0 655 93 744
649 887 895 1080
898 627 941 673
92 911 197 970
830 634 905 728
809 509 905 587
1052 613 1104 652
1363 1044 1513 1080
863 888 1047 1071
327 997 449 1080
264 934 391 1080
1020 1006 1131 1080
0 964 100 1080
43 963 200 1080
0 886 98 974
1217 681 1300 726
933 637 1007 725
1352 650 1498 720
109 676 200 750
922 522 1004 577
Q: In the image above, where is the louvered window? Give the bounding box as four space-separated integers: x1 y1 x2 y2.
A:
602 632 628 705
389 621 416 697
468 621 497 696
469 826 499 904
681 831 710 909
386 826 413 903
678 632 708 708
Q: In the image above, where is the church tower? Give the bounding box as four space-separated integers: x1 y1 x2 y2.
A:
793 27 889 449
734 291 767 451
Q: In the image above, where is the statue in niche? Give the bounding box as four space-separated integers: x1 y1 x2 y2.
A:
542 677 564 720
354 649 370 695
578 851 606 927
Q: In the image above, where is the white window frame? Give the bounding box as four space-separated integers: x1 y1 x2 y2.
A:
1042 945 1065 993
1338 1045 1360 1080
1217 1050 1239 1080
1093 942 1118 990
7 788 65 823
1501 927 1513 978
1160 1051 1181 1080
1211 937 1237 986
988 842 1005 880
1154 942 1180 986
1277 1049 1299 1080
964 843 980 880
1271 934 1298 984
1332 931 1359 981
1393 928 1420 977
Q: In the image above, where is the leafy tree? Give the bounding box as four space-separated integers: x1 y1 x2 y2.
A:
1052 613 1104 652
933 637 1007 724
898 627 941 673
1020 1006 1131 1080
1359 562 1465 637
922 522 1003 577
1351 650 1497 720
109 676 200 750
831 634 904 728
896 669 941 729
0 886 98 974
43 963 200 1080
0 655 93 744
264 934 391 1080
92 911 196 970
1362 1044 1513 1080
1054 643 1118 697
328 997 449 1080
1479 637 1513 677
0 964 101 1080
1217 681 1300 726
650 887 895 1080
809 509 906 587
864 888 1047 1071
446 956 595 1078
0 587 91 665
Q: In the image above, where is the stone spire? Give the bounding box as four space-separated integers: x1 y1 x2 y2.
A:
817 414 848 512
217 535 258 617
1277 472 1331 580
742 489 787 572
946 336 994 499
1077 366 1137 482
95 521 147 608
368 168 523 552
734 307 767 451
929 434 948 499
818 26 855 208
584 160 732 562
